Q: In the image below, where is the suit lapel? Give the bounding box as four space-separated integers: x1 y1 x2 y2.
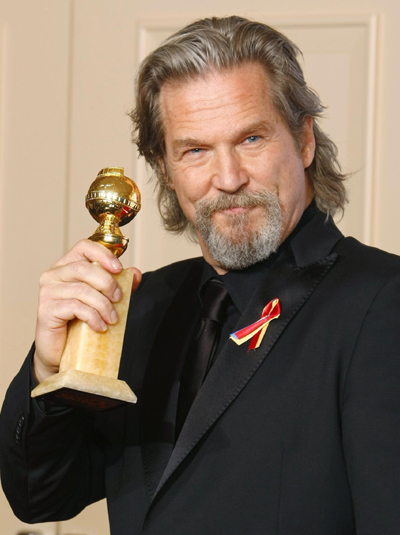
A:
140 262 203 498
152 213 343 501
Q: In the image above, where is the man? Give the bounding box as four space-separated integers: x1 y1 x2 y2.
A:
1 15 400 535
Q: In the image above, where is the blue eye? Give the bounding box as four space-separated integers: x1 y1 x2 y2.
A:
189 148 203 154
246 136 260 143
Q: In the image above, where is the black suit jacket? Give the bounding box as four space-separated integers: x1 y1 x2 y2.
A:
2 211 400 534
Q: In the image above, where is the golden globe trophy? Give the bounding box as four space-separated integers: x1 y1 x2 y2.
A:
31 167 141 410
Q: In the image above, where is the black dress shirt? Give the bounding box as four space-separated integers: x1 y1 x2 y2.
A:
197 202 318 365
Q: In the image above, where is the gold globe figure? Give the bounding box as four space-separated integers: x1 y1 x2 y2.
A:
86 167 141 258
31 167 141 411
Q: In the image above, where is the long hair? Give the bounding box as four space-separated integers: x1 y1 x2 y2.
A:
130 16 347 234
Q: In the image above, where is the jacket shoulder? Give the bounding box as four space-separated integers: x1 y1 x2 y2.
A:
336 236 400 266
332 236 400 287
134 256 204 300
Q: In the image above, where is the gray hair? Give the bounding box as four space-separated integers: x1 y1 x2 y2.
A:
130 16 347 234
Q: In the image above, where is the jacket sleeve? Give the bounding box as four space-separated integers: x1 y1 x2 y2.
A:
341 274 400 534
0 347 106 523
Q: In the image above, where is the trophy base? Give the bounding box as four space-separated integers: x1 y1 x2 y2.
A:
31 369 137 411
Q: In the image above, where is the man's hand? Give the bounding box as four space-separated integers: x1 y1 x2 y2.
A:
33 239 142 384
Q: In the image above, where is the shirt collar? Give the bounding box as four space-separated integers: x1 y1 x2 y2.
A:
199 202 319 314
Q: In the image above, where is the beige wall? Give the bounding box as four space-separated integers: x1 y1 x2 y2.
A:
1 1 400 534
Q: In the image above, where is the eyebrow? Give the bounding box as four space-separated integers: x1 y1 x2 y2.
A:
172 138 203 153
171 119 276 155
238 119 276 139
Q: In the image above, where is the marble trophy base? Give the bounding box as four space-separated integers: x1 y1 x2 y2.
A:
30 369 136 410
31 268 137 411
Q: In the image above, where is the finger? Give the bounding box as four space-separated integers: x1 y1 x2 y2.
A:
51 239 123 274
128 267 143 293
39 281 119 325
41 261 122 304
41 298 109 333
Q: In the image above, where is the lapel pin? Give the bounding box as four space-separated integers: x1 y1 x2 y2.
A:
230 298 281 350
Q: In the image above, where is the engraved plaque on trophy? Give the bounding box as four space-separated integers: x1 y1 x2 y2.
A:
31 167 141 411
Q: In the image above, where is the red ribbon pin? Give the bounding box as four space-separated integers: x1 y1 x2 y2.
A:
230 298 281 350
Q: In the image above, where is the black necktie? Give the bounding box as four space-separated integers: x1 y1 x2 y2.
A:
176 278 231 438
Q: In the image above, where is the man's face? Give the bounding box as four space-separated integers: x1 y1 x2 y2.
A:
160 63 315 273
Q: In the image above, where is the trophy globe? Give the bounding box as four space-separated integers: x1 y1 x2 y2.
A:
86 167 141 257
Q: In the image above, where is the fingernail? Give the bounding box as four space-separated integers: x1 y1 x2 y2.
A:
100 320 108 332
112 260 122 271
110 310 118 324
113 287 122 302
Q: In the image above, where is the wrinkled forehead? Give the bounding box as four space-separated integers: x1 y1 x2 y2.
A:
158 62 304 159
158 62 275 130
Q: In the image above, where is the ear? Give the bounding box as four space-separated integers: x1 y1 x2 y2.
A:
158 157 175 190
301 116 316 169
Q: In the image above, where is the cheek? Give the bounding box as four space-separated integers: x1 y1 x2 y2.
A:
170 167 211 206
171 181 201 222
245 157 282 192
277 164 309 211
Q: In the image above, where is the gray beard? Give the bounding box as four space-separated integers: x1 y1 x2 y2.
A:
194 190 283 271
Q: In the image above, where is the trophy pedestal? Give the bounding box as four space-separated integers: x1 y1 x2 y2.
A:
30 369 136 410
31 268 136 411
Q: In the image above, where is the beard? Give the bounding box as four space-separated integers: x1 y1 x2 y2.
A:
194 190 283 271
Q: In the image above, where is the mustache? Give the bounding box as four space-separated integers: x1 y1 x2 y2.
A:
195 190 279 218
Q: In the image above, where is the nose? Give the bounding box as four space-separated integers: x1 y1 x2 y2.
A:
211 148 249 193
